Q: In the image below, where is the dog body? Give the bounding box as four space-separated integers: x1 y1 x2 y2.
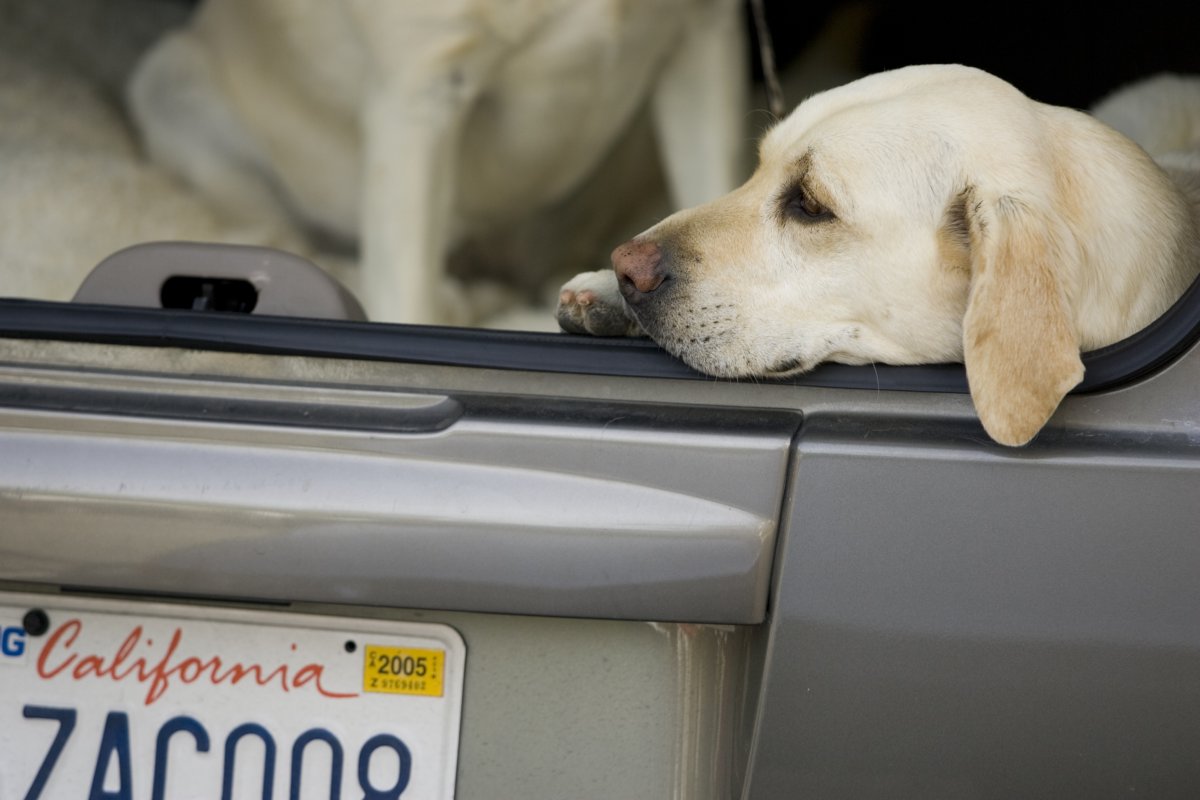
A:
558 65 1200 446
127 0 747 324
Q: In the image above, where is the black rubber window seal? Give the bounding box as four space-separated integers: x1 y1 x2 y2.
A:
2 271 1199 396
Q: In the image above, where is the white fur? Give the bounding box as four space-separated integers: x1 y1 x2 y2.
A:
125 0 749 325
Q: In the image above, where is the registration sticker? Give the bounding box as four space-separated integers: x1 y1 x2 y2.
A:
0 593 465 799
364 645 445 697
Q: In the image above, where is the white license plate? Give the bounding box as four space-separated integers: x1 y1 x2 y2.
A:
0 593 465 799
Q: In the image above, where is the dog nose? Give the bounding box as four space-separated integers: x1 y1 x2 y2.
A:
612 239 667 302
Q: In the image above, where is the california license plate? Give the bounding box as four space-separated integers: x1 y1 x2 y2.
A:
0 593 465 799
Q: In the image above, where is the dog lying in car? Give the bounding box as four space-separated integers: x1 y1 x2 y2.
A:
558 64 1200 447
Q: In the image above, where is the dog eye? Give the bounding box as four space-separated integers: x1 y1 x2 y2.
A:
783 188 833 222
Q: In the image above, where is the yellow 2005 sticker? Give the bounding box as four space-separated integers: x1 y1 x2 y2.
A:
363 644 445 697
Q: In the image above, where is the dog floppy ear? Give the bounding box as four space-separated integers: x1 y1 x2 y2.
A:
957 191 1085 446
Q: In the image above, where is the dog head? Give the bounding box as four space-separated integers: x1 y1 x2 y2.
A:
614 64 1195 446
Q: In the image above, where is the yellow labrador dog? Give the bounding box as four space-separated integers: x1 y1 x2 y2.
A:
126 0 747 325
558 64 1200 447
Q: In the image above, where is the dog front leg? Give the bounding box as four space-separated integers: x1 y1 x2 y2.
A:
358 86 473 325
650 0 750 209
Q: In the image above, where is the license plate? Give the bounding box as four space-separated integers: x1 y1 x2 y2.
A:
0 593 465 799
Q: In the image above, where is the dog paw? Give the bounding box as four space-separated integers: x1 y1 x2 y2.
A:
556 270 642 336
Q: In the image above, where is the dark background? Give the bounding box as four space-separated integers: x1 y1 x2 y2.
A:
751 2 1200 110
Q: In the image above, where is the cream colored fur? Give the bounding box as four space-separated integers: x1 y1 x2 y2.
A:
559 65 1200 446
126 0 748 325
0 0 359 305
